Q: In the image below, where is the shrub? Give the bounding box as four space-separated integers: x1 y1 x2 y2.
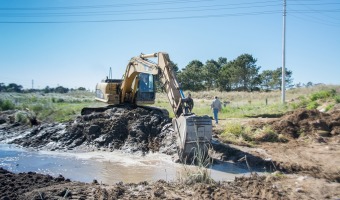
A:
56 98 65 103
0 99 15 111
297 95 309 108
307 101 319 110
15 111 29 124
310 90 334 101
325 104 334 112
253 126 287 143
222 122 243 137
334 95 340 104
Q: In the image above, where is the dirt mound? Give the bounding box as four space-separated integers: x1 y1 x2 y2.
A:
266 109 340 139
0 167 70 199
1 168 290 199
0 106 177 155
243 109 340 182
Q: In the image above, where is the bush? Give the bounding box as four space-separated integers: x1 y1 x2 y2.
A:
15 111 29 124
334 95 340 104
310 90 335 101
253 126 288 143
222 122 243 137
31 104 45 114
0 99 15 111
297 96 309 108
57 98 65 103
307 101 319 110
325 104 334 112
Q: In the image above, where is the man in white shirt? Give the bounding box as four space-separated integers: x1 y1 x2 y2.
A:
211 96 222 124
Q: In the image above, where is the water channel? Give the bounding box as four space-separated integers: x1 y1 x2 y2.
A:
0 144 253 184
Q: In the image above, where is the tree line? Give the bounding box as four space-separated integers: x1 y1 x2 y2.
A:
2 53 315 94
0 83 86 93
174 53 293 92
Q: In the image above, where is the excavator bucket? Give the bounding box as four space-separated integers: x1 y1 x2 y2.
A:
173 114 212 162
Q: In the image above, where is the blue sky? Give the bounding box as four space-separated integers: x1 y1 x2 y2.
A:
0 0 339 90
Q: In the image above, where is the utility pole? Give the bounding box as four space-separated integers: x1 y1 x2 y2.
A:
32 79 34 89
281 0 286 104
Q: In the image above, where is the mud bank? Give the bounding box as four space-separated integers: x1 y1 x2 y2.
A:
0 106 177 156
2 167 339 200
0 167 286 199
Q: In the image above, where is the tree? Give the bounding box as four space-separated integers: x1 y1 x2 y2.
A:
203 59 220 90
177 60 205 91
260 70 273 91
77 87 86 91
55 86 69 93
6 83 23 92
0 83 5 92
229 54 261 91
43 86 51 93
217 57 228 67
169 61 179 73
259 67 293 90
305 81 313 88
217 63 233 91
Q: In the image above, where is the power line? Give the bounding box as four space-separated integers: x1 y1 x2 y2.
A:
0 10 281 24
0 0 338 24
0 0 281 11
0 3 283 18
293 0 340 22
290 13 340 26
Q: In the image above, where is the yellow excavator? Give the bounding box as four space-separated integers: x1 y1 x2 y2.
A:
82 52 212 161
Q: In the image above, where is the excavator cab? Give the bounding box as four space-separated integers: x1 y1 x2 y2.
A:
136 73 155 104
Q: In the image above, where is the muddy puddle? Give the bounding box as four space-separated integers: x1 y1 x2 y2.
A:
0 144 257 184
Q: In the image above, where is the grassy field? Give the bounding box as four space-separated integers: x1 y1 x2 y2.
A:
0 91 105 122
1 85 339 124
155 84 340 119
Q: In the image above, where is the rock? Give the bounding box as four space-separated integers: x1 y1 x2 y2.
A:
0 117 6 124
316 130 330 137
295 187 304 193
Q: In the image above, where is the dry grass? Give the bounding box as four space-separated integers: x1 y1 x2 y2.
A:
154 85 340 118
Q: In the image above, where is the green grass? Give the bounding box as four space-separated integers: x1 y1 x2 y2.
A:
0 91 100 122
0 99 15 111
334 95 340 103
310 89 336 101
1 85 339 123
220 122 288 146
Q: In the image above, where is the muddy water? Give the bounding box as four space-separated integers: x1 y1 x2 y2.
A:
0 144 252 184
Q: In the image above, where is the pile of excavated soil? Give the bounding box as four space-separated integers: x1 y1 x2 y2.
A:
244 108 340 182
0 168 70 199
252 109 340 139
0 106 177 155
